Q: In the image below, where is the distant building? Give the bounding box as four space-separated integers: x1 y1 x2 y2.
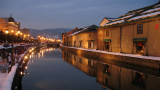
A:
63 25 98 49
0 15 20 34
98 1 160 56
20 28 30 35
99 17 117 27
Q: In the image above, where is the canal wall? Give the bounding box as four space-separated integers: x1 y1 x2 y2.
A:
60 45 160 70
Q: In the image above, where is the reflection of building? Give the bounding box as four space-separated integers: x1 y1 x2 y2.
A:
98 2 160 56
62 25 98 49
62 51 160 90
62 52 97 76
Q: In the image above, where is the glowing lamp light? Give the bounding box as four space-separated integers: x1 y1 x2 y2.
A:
5 30 9 34
15 33 18 36
25 66 28 69
29 50 32 52
11 30 14 33
17 31 20 34
20 33 23 35
24 56 28 60
20 72 23 75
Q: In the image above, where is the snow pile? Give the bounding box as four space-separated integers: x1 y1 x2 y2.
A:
0 49 29 90
1 64 18 90
0 73 7 89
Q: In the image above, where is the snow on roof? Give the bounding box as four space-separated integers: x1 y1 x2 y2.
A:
104 20 124 26
129 11 160 21
69 28 87 36
142 7 160 14
154 4 160 8
120 14 134 19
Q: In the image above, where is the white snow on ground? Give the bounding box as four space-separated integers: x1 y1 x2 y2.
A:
0 44 32 49
0 49 29 90
61 45 160 61
0 72 7 90
1 64 18 90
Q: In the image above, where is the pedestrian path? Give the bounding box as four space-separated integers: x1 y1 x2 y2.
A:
0 72 7 89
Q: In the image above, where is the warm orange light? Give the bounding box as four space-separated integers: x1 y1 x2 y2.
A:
28 34 30 36
20 33 23 35
5 30 9 34
24 56 28 60
11 30 14 33
15 33 18 36
24 34 26 38
18 31 20 34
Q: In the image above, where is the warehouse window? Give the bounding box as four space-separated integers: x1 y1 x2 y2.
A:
137 24 143 34
106 30 109 37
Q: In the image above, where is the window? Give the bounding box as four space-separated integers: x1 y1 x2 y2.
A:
137 24 143 34
88 40 94 49
79 58 82 64
79 40 82 47
74 41 76 47
106 30 109 37
89 34 91 38
105 42 110 51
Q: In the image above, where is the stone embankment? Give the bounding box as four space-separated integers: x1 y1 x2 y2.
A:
60 45 160 70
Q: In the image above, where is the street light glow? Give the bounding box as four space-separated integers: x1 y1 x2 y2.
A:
5 30 9 34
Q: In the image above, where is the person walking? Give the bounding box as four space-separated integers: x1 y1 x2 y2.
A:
7 53 12 66
1 48 7 73
7 53 12 73
1 48 6 66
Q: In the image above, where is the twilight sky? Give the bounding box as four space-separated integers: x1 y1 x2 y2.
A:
0 0 159 30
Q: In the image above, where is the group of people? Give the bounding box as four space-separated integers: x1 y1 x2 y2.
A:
0 45 28 73
0 48 18 73
1 48 15 66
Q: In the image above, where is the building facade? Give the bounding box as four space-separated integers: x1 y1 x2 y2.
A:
63 25 98 49
98 2 160 56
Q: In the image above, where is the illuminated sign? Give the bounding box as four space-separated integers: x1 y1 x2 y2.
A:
155 24 159 30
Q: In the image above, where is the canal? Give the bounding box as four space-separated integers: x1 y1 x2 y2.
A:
18 47 160 90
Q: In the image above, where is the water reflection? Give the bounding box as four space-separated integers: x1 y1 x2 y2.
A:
62 51 160 90
12 47 56 90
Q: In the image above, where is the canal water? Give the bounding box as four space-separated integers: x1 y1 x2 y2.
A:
20 47 160 90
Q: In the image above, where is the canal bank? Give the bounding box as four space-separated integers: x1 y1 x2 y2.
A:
60 45 160 70
0 46 36 90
